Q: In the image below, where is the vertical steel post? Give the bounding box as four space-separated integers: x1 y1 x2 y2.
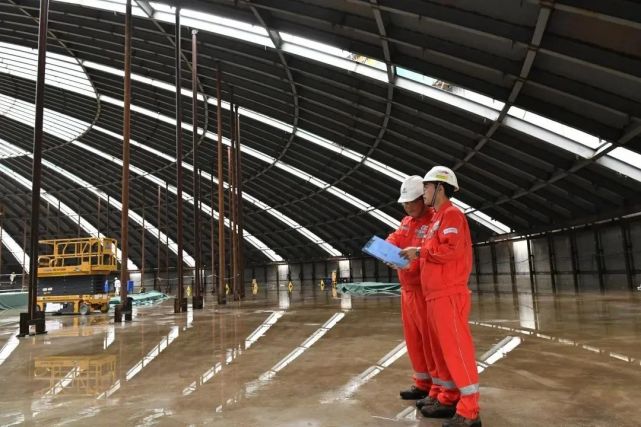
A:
164 183 169 286
594 227 605 293
507 240 517 294
96 196 101 235
490 243 498 294
116 0 133 322
105 196 109 236
547 234 557 294
473 245 481 291
228 144 238 300
174 8 185 312
216 63 226 304
569 230 580 294
621 221 635 291
21 0 50 336
22 219 27 291
156 185 161 290
0 207 3 278
234 105 245 298
210 170 216 295
141 201 145 292
191 29 203 309
526 238 536 294
228 89 238 300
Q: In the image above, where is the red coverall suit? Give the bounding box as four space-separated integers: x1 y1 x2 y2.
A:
387 208 439 397
419 200 479 419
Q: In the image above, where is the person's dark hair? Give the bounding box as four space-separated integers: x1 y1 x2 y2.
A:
442 183 455 198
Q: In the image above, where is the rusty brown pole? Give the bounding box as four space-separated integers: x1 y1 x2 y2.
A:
20 0 50 336
227 146 238 300
234 105 245 298
0 207 3 278
228 90 239 301
156 185 161 290
174 7 185 313
216 62 226 305
191 29 203 309
141 202 145 292
105 196 109 236
164 183 169 285
116 0 132 322
22 219 27 291
96 196 101 234
210 171 216 295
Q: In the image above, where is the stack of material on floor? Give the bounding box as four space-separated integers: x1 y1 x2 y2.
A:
109 290 170 306
339 282 400 296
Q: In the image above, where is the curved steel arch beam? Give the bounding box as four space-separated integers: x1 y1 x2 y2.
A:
243 3 300 184
452 3 552 171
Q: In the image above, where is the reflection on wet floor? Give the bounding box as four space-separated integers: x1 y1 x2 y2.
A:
0 287 640 426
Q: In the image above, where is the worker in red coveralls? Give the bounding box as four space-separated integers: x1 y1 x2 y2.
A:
386 176 438 402
400 166 481 427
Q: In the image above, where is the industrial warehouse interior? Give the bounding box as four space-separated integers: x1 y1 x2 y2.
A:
0 0 641 426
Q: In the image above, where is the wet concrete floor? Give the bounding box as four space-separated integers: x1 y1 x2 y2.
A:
0 287 640 426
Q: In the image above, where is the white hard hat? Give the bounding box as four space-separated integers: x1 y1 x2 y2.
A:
398 175 424 203
423 166 459 191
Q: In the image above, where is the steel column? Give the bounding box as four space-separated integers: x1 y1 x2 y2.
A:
547 234 557 294
234 105 245 298
594 228 605 293
174 7 186 313
621 222 635 291
490 243 498 294
21 0 50 336
228 89 239 301
569 230 580 294
526 238 536 294
191 29 203 309
216 62 226 305
156 185 161 290
116 0 133 322
210 170 216 295
473 245 481 291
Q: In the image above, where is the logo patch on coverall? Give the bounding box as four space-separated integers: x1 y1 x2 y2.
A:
416 225 428 239
443 227 458 235
427 221 440 239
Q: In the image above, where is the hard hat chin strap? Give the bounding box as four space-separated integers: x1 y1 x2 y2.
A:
428 182 440 207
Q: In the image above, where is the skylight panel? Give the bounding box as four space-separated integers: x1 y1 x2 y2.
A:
396 77 500 121
508 106 601 150
503 115 595 159
53 0 147 17
0 41 96 98
148 4 274 48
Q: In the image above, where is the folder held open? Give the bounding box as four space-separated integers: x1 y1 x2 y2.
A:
362 236 409 268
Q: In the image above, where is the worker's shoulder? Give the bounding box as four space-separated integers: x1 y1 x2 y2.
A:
441 203 466 220
400 215 413 225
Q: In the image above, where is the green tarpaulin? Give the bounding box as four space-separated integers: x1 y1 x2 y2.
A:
109 290 170 306
0 291 27 310
0 290 169 311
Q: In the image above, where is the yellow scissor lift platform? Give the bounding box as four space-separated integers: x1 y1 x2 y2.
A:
37 237 119 315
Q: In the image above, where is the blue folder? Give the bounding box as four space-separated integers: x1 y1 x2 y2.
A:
362 236 409 268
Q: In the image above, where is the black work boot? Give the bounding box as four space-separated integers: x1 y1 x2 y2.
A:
442 414 482 427
416 396 438 409
420 401 457 418
399 385 428 400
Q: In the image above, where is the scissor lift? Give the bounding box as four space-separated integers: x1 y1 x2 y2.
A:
37 237 118 315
